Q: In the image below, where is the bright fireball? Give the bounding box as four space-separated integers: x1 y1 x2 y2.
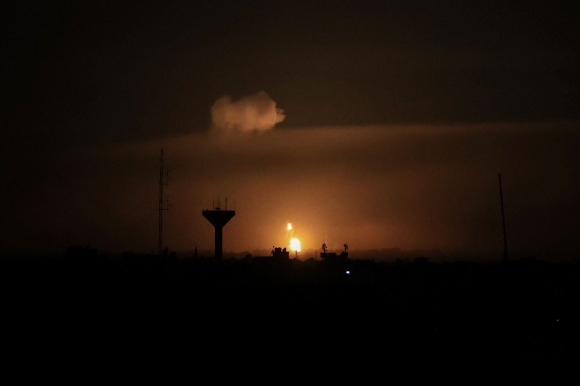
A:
290 237 301 252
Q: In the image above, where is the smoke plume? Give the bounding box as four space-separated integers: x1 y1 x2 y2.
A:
210 91 286 134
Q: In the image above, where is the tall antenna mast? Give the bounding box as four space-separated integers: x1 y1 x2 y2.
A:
498 172 508 262
158 148 169 255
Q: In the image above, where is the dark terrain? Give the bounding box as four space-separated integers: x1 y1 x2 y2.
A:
2 249 579 378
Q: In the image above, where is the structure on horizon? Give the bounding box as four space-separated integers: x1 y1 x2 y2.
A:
158 148 169 255
272 247 290 260
202 198 235 259
320 243 349 262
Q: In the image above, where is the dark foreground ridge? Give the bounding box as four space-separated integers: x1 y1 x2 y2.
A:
2 251 579 376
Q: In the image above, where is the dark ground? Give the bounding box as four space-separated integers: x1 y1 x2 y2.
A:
2 250 579 379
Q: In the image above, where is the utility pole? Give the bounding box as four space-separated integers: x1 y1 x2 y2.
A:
498 172 508 262
158 148 169 255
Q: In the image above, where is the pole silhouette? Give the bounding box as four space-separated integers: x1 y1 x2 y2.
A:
498 172 508 262
158 148 168 255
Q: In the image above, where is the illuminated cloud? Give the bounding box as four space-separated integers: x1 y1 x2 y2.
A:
210 91 286 134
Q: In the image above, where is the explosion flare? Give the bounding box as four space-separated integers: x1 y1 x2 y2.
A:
290 237 301 252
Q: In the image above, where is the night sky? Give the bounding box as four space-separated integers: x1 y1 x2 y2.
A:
2 1 579 260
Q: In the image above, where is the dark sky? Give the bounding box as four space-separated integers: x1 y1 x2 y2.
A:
2 1 579 260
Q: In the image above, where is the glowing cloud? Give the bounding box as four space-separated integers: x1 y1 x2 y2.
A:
210 91 286 134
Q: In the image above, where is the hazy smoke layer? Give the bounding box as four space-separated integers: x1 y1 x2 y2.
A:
210 91 286 134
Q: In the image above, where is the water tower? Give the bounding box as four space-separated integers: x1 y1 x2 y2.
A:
202 198 235 259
